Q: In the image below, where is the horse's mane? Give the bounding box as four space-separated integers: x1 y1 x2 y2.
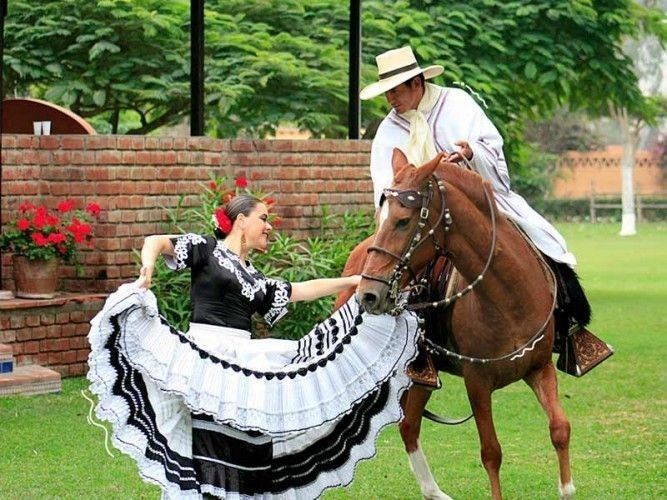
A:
391 155 494 215
435 162 493 213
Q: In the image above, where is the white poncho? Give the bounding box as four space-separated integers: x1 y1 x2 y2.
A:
370 83 576 266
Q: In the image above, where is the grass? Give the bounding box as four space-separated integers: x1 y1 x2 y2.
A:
1 223 665 499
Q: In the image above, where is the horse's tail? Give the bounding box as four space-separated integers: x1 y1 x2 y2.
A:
557 263 591 327
545 256 592 329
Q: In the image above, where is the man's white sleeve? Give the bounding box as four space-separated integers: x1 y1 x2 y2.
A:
456 91 512 195
369 133 395 208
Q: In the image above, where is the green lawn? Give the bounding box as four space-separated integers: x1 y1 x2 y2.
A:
1 223 665 499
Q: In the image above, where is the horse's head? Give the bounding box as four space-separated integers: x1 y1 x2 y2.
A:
358 148 451 314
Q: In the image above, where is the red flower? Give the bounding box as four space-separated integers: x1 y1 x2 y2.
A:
19 202 36 213
47 233 67 244
235 176 248 189
214 208 233 234
57 199 76 213
209 181 217 190
66 219 92 243
272 216 282 227
31 232 49 246
33 212 48 230
17 219 31 231
85 202 101 217
264 197 275 205
46 214 60 226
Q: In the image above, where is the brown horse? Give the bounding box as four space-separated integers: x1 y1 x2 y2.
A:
345 149 576 500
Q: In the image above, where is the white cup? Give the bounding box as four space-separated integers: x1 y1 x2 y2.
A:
41 121 52 135
33 121 42 135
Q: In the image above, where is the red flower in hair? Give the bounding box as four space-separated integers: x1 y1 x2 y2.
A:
214 208 233 234
235 176 248 189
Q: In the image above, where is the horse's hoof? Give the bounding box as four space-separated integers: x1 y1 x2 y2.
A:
558 481 575 499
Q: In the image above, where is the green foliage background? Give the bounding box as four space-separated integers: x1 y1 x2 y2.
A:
4 1 660 134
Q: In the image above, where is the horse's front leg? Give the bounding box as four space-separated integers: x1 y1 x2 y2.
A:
524 361 575 499
400 385 453 500
464 375 503 500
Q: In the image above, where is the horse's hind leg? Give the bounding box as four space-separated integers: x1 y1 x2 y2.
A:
400 385 452 500
464 377 503 500
524 361 575 499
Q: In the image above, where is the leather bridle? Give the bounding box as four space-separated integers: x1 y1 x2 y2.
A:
361 177 451 300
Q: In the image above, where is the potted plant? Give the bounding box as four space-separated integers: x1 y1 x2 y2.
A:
0 200 101 298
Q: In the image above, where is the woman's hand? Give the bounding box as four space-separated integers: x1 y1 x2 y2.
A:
348 274 362 287
135 264 155 289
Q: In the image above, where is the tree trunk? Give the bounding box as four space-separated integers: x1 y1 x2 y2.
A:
619 140 637 236
615 107 640 236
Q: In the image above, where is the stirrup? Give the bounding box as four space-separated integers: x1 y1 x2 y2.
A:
556 325 614 377
406 352 441 390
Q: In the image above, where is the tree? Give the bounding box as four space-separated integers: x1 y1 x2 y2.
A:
4 0 191 134
4 0 662 195
608 0 666 236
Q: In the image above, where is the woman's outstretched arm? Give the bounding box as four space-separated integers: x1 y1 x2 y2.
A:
290 275 361 302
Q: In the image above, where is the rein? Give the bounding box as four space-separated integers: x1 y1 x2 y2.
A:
364 171 557 365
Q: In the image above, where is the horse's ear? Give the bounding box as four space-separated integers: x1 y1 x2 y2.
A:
391 148 409 177
415 152 447 183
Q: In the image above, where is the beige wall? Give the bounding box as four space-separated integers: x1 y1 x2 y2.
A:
553 147 664 198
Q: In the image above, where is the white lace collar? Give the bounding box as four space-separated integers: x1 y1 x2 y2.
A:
212 241 267 300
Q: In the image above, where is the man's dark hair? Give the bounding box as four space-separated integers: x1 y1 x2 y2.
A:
404 73 425 89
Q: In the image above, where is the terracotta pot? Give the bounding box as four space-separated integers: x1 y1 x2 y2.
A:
12 255 60 299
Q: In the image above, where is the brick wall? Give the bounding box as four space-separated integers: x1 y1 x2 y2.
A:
1 134 373 294
0 294 106 377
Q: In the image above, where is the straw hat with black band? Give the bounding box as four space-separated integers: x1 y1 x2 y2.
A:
360 46 443 100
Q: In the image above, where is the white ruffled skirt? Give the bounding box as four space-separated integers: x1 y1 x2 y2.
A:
87 283 418 499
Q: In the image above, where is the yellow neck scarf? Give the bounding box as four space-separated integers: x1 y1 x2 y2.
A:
399 83 440 167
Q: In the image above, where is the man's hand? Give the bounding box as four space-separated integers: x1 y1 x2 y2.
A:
135 264 154 289
445 140 473 164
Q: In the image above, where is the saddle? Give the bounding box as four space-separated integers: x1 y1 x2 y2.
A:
405 256 454 390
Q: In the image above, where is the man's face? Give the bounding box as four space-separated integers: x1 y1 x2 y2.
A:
384 78 422 114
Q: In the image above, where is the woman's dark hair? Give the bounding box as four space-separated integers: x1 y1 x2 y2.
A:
214 194 263 239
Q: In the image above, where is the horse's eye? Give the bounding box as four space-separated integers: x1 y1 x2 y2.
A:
395 218 411 230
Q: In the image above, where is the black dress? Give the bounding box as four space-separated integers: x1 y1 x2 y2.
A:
87 233 418 499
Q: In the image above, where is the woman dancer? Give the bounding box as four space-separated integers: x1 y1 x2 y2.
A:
87 194 418 499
